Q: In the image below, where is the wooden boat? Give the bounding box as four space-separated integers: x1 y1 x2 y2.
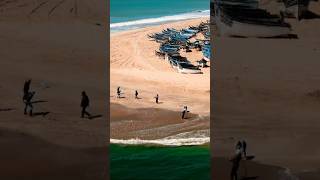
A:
213 0 292 37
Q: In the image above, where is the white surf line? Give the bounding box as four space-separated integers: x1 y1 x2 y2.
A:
111 131 210 146
110 137 210 146
110 10 210 31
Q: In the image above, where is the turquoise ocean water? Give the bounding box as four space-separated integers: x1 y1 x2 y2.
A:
111 144 210 180
110 0 209 32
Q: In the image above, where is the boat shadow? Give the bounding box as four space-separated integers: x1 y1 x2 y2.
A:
301 10 320 20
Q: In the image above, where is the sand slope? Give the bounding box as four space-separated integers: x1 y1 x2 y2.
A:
0 1 107 179
212 1 320 178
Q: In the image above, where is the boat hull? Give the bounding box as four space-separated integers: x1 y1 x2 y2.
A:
216 16 291 38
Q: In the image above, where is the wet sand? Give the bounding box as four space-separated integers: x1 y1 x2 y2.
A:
111 103 209 140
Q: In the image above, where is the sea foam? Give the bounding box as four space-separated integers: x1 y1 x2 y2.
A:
110 130 210 146
110 10 210 32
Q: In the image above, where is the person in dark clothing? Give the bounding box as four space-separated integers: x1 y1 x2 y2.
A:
23 91 35 116
242 140 247 158
23 79 31 100
181 106 189 119
135 90 139 99
181 110 186 119
155 94 159 104
117 87 121 98
81 91 91 118
236 141 242 151
230 149 242 180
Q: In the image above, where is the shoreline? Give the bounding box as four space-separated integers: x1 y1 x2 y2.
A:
110 17 209 36
110 9 210 33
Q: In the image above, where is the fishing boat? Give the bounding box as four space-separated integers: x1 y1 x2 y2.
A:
213 0 292 37
167 54 201 74
282 0 310 19
176 62 202 74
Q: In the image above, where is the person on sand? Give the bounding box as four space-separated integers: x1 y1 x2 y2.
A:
23 79 31 100
182 109 186 119
117 87 121 98
23 91 35 116
230 146 242 180
235 140 247 159
135 90 139 99
154 94 159 104
181 106 189 119
242 140 247 158
236 141 242 151
81 91 91 119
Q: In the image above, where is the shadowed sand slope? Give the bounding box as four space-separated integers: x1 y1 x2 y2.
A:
0 0 107 179
0 128 107 180
0 0 105 22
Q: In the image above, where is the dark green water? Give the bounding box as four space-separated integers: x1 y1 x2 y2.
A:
110 144 210 180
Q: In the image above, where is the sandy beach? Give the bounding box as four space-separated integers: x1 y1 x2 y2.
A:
0 1 107 179
212 1 320 179
110 18 210 140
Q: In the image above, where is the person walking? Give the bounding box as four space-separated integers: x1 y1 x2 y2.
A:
23 91 35 116
181 108 186 119
23 79 31 97
154 94 159 104
242 140 247 158
135 90 139 99
81 91 91 118
117 87 121 98
181 106 189 119
230 145 242 180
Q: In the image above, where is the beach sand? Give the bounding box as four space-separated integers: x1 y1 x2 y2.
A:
110 18 210 140
212 1 320 179
0 1 107 179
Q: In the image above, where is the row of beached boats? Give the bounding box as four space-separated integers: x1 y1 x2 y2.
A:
212 0 301 38
148 23 211 74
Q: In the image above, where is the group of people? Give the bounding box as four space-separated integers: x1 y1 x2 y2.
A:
22 79 92 119
117 87 159 103
116 87 189 119
230 140 248 180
